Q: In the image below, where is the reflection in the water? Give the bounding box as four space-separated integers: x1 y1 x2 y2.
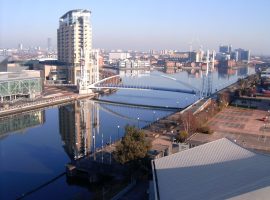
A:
237 67 248 77
59 100 100 160
0 110 45 139
119 69 150 77
217 66 248 78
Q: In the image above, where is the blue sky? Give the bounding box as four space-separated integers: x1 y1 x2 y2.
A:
0 0 270 54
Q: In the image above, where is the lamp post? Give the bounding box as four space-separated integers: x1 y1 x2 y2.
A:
117 125 120 140
137 117 140 128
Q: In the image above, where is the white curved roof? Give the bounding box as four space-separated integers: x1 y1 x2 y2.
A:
152 138 270 200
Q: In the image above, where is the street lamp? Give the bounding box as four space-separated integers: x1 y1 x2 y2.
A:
153 111 156 122
117 125 120 140
137 117 140 128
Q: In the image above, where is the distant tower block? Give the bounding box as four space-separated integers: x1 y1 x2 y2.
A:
47 38 52 52
18 43 23 51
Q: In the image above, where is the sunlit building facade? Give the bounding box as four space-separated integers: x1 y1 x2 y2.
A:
57 9 95 84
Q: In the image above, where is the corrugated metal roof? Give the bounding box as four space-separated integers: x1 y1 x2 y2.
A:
152 138 270 200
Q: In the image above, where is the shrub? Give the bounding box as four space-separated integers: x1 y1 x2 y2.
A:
196 126 213 134
175 130 188 143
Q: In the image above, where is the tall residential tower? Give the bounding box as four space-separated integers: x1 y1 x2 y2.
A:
57 9 94 85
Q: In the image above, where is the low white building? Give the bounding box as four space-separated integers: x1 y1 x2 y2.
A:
109 52 131 63
118 59 150 69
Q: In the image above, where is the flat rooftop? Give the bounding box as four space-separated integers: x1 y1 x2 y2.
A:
152 138 270 200
0 70 41 81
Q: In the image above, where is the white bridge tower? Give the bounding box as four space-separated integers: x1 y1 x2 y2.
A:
78 48 91 94
78 49 100 94
201 50 215 97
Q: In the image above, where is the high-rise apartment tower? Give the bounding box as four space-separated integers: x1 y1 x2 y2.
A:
57 9 93 84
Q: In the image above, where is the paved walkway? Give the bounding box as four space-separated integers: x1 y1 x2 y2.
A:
0 86 95 117
189 106 270 152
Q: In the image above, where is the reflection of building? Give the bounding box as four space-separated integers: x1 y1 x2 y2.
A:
59 100 99 160
0 70 43 102
0 110 45 139
217 66 236 78
237 67 248 76
119 69 150 77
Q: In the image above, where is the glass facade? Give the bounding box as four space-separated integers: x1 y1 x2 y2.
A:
0 78 42 97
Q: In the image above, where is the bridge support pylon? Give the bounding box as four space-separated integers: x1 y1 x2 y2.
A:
78 87 93 94
78 47 93 94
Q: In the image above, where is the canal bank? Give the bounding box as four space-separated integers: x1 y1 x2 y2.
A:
141 74 258 157
0 93 96 117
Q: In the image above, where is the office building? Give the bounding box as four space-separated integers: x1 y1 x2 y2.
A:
219 45 232 54
57 9 94 84
231 51 239 61
235 48 250 63
47 37 52 52
18 43 23 51
216 53 231 61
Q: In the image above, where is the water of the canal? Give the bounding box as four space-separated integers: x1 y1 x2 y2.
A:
0 66 254 199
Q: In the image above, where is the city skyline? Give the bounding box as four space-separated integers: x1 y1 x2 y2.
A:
1 0 270 54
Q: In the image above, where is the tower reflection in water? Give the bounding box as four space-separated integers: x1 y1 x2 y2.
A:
59 100 100 160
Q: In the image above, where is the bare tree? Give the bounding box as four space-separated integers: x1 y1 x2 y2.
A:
179 111 198 135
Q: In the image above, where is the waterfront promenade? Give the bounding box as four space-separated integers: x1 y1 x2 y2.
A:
0 86 95 117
